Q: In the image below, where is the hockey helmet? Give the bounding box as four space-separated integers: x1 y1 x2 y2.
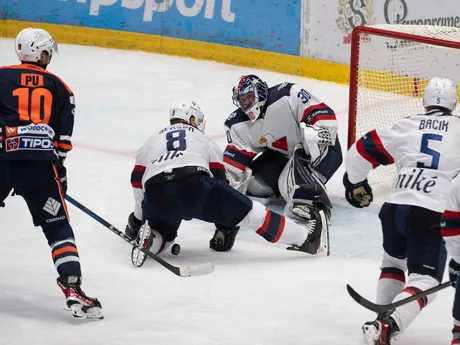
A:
232 75 269 122
15 28 58 64
423 77 457 112
170 99 206 132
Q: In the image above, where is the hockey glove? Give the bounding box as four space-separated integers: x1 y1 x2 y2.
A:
209 225 240 252
343 172 373 208
55 163 67 195
125 212 142 241
449 259 460 288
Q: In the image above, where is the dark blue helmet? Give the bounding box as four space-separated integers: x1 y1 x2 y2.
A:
232 75 269 121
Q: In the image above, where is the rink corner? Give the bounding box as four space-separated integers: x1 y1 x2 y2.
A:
0 20 350 84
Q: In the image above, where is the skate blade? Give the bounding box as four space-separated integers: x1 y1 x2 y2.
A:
319 210 330 256
66 305 104 320
131 246 148 267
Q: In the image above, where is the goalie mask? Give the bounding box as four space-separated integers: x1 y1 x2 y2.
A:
170 99 206 132
232 75 269 122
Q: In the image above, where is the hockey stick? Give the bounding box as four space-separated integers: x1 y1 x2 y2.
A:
346 281 452 314
64 194 214 278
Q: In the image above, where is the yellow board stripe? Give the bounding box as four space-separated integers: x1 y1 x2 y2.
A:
359 69 460 100
0 20 350 84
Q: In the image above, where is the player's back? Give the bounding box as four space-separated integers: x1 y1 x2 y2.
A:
387 110 460 211
140 124 216 185
0 64 74 161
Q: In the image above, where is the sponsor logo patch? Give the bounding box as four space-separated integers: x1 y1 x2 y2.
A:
5 137 54 152
43 197 61 216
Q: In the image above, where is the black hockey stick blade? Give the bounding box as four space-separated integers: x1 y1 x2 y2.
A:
346 281 452 314
65 194 214 278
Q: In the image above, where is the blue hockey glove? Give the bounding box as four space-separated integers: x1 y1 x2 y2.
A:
449 259 460 288
343 172 373 208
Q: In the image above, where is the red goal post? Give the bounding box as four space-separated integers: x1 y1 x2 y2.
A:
347 24 460 187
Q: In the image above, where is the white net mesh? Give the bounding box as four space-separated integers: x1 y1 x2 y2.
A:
352 24 460 190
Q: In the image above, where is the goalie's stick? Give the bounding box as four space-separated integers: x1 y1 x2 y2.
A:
65 194 214 278
346 281 451 314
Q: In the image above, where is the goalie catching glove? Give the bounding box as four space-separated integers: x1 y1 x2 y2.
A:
343 172 373 208
300 123 332 167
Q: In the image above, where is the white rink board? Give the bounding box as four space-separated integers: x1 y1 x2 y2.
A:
302 0 460 64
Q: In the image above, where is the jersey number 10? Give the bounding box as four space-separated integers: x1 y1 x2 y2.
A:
12 87 53 124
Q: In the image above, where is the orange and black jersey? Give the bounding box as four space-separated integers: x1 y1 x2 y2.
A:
0 64 74 162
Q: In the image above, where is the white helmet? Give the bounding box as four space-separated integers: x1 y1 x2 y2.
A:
170 99 206 132
15 28 58 63
423 77 457 111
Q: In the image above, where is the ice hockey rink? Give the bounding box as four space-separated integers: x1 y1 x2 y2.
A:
0 38 453 344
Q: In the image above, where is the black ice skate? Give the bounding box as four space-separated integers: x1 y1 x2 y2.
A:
209 225 240 252
288 205 329 255
131 221 155 268
125 213 142 241
362 314 400 345
57 276 103 320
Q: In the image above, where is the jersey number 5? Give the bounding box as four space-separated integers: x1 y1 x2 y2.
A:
13 87 53 124
417 133 443 170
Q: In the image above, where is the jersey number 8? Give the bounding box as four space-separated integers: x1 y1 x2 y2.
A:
166 130 187 151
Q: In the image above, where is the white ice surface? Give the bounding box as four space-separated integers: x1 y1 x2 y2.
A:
0 39 453 345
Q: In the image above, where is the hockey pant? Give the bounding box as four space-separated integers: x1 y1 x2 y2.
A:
142 172 309 246
441 209 460 337
0 159 12 207
3 160 81 277
376 203 446 333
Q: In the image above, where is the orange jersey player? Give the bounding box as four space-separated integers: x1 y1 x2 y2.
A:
0 28 102 319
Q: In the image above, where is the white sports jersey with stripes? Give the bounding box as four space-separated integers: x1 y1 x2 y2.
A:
130 124 227 220
346 109 460 213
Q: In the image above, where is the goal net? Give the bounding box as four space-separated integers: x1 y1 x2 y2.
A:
348 24 460 189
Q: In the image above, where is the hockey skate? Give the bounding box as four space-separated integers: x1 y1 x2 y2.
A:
131 221 155 268
57 276 103 320
362 314 400 345
288 204 330 255
209 226 240 252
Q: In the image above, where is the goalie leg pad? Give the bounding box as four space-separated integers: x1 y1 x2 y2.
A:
248 150 289 197
278 145 332 219
246 175 274 198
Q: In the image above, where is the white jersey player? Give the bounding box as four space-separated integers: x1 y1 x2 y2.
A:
211 74 342 254
441 175 460 344
124 99 328 267
344 77 460 345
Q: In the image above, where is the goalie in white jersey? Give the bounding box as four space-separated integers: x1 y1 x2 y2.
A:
124 99 328 267
344 77 460 345
210 75 342 254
